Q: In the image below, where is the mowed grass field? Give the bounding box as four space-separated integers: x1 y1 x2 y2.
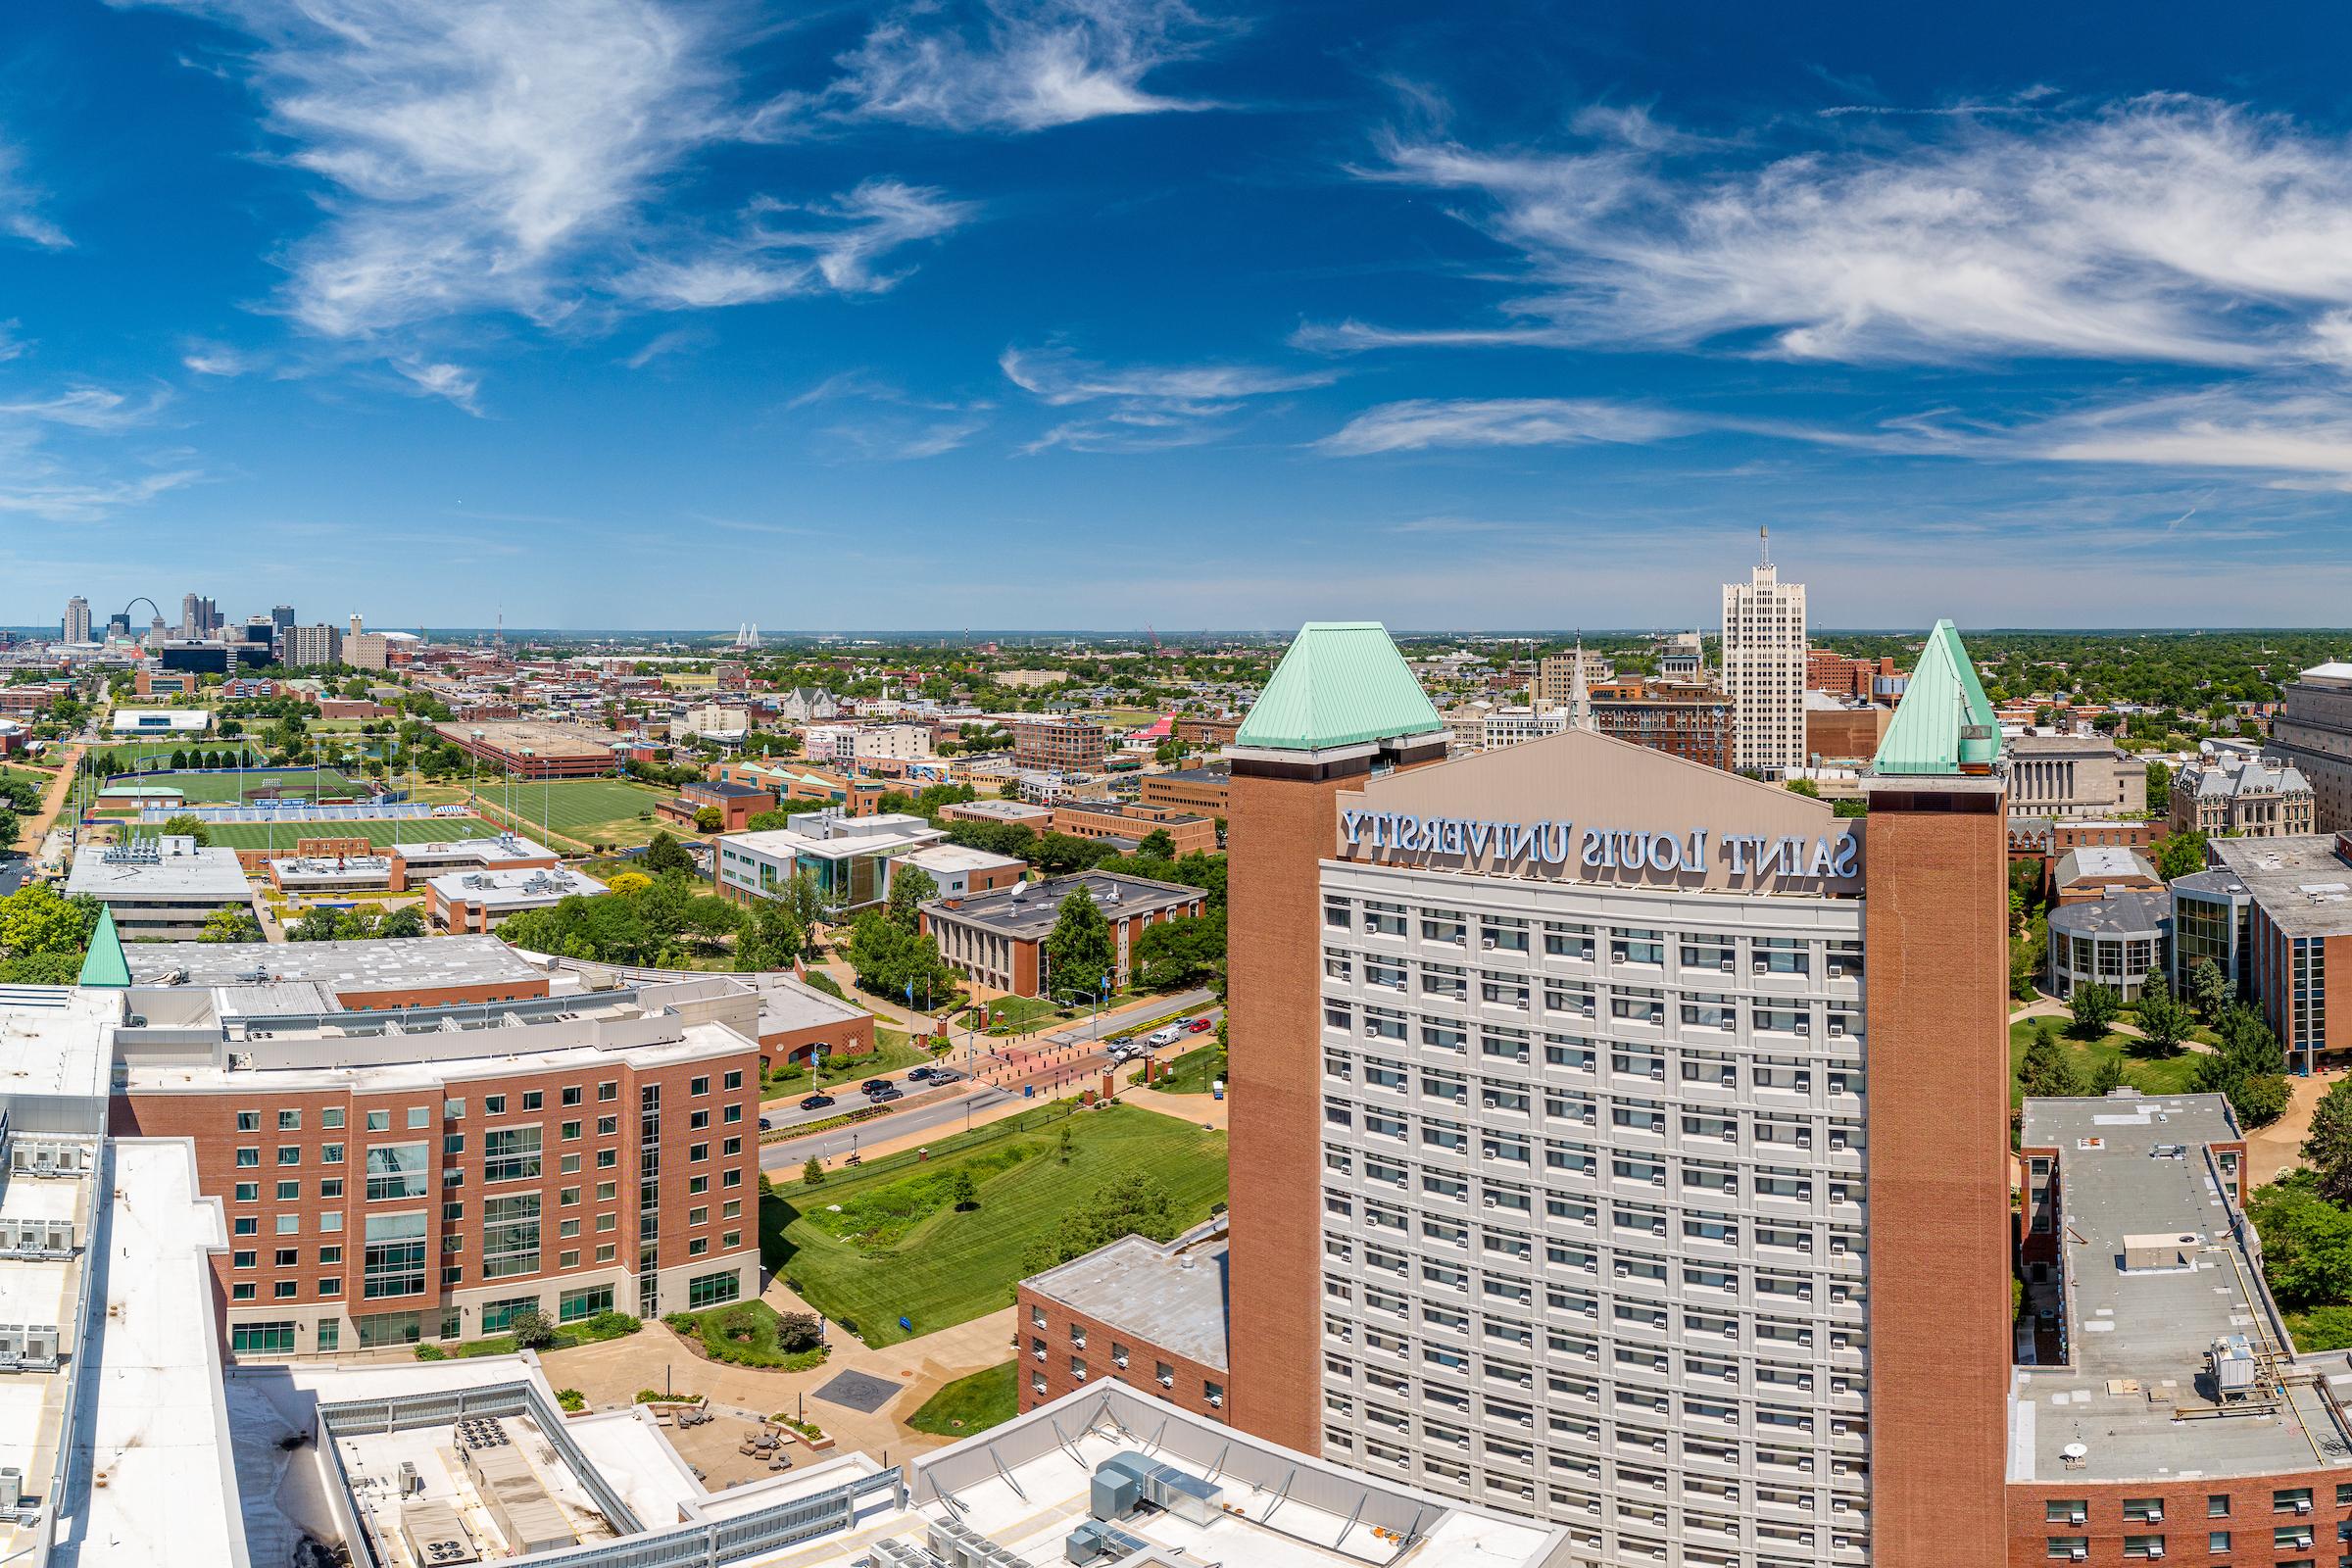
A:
109 765 365 803
467 778 671 849
769 1103 1228 1347
2007 1016 2205 1107
200 816 488 852
87 741 264 770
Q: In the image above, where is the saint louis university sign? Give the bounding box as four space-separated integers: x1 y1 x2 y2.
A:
1340 809 1860 884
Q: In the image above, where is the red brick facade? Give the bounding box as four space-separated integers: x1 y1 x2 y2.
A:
1013 1283 1227 1421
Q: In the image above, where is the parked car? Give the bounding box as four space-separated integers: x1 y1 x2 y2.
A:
1186 1017 1214 1034
869 1086 904 1103
799 1094 836 1111
859 1078 893 1094
1147 1026 1181 1047
906 1065 936 1082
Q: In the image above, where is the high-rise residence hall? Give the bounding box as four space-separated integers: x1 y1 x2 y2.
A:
1221 617 2015 1568
63 594 90 643
2267 661 2352 830
1722 533 1807 776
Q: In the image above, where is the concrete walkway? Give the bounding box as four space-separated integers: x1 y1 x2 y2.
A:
539 1305 1016 1463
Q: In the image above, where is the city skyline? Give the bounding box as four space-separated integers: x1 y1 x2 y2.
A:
8 2 2352 626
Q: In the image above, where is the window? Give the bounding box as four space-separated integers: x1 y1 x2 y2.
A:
483 1195 542 1279
321 1143 344 1165
276 1146 301 1166
365 1110 390 1132
407 1106 430 1129
722 1070 743 1092
230 1283 255 1301
233 1218 259 1238
480 1296 541 1334
362 1213 427 1299
559 1284 614 1322
561 1121 582 1141
229 1321 296 1354
318 1319 340 1351
687 1270 740 1308
321 1108 344 1130
364 1143 429 1200
234 1182 259 1202
234 1148 260 1168
236 1111 261 1133
484 1126 544 1183
277 1109 301 1131
521 1091 543 1111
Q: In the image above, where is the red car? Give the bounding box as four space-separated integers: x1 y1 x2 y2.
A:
1186 1017 1214 1034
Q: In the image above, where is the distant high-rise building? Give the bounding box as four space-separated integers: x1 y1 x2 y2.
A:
1658 628 1705 681
62 595 90 644
179 593 220 641
286 622 341 668
270 604 295 638
106 612 130 638
1722 530 1807 775
2267 661 2352 831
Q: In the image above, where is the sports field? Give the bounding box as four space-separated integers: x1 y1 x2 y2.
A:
466 778 670 849
770 1102 1227 1347
107 765 366 803
199 816 488 852
87 741 264 771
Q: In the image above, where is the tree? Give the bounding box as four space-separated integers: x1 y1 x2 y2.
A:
2068 983 2120 1040
374 906 425 940
1136 828 1176 859
693 806 722 834
774 1311 822 1352
609 871 652 896
2306 1078 2352 1205
2248 1172 2352 1309
2087 1056 2128 1096
2149 829 2209 882
1020 1170 1180 1273
2130 973 2193 1056
643 832 695 878
884 864 938 934
2146 759 2173 808
197 906 262 944
1032 831 1114 876
2017 1020 2085 1099
0 883 98 962
1043 888 1115 999
2187 956 2234 1020
2195 1003 2291 1129
950 1170 977 1210
802 1157 825 1187
1784 777 1821 799
506 1307 556 1350
161 813 212 846
734 896 807 973
844 908 956 1005
1133 908 1225 992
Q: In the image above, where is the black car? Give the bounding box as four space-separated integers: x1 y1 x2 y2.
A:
906 1065 935 1082
799 1094 836 1111
859 1078 893 1094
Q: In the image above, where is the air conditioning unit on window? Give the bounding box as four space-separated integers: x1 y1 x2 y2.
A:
1720 959 1735 973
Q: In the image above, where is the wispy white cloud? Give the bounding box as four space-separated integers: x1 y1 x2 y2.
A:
1002 344 1332 452
1317 397 1690 455
0 383 196 522
1326 95 2352 369
618 326 710 369
620 180 974 309
2024 388 2352 483
0 141 69 250
765 0 1225 137
782 368 993 459
392 359 481 414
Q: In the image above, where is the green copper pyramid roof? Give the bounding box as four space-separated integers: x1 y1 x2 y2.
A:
1235 622 1446 753
1873 619 1999 776
76 906 130 988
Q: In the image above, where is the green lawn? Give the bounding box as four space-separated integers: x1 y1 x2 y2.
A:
85 741 265 771
964 995 1066 1035
2009 1017 2204 1107
771 1102 1228 1346
906 1361 1018 1436
1148 1043 1223 1096
198 816 487 851
466 778 673 849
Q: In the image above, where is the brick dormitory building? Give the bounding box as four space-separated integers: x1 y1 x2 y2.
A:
1016 616 2352 1568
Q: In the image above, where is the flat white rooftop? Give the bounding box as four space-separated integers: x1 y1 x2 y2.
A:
426 865 606 908
53 1138 241 1568
0 988 115 1103
66 840 251 905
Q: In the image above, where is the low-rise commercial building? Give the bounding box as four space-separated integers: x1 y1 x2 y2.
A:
124 933 553 1007
1050 799 1219 855
386 830 563 890
899 843 1026 899
2007 732 2147 818
2051 845 2165 906
656 778 776 834
434 720 621 778
426 865 609 932
1592 682 1734 770
1016 1222 1229 1420
112 707 211 736
1139 766 1229 815
939 797 1053 829
1803 694 1891 765
2171 753 2317 838
713 810 945 911
921 870 1204 998
2048 889 2170 1000
108 981 764 1352
2189 834 2352 1072
1012 714 1108 773
2269 661 2352 831
67 834 255 940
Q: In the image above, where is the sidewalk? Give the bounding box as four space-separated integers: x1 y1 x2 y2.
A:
540 1306 1017 1461
13 748 79 856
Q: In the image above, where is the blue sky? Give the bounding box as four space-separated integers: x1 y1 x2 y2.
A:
8 0 2352 630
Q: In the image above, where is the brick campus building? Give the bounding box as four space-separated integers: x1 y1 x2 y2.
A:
1212 619 2055 1568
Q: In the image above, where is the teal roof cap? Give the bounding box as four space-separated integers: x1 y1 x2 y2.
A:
76 906 130 988
1872 619 1999 776
1235 622 1446 752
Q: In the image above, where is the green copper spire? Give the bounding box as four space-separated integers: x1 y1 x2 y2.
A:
76 906 130 988
1872 619 2000 776
1234 622 1446 752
